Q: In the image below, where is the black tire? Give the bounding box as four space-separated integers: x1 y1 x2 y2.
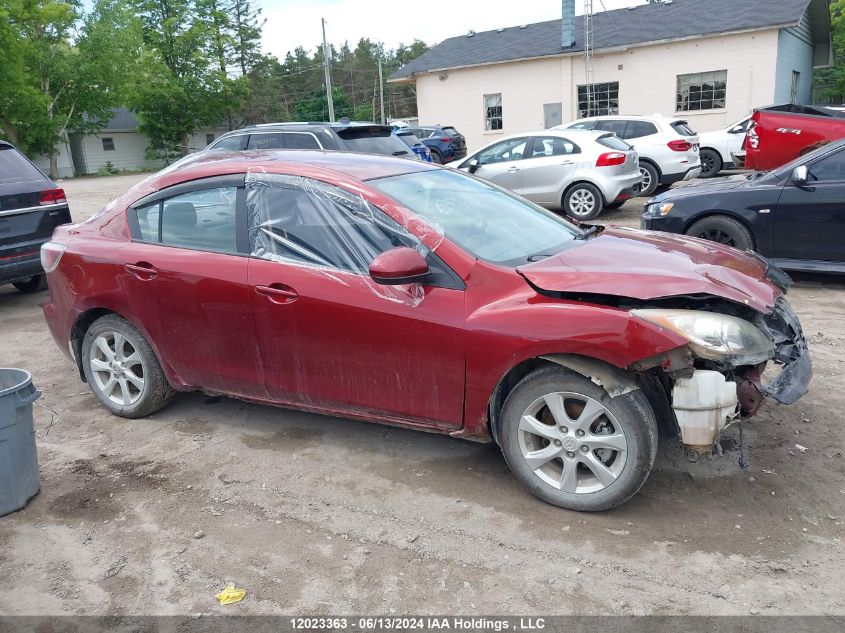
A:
563 182 604 221
12 275 47 293
699 148 722 178
687 215 755 251
498 365 659 512
81 314 175 418
429 150 442 164
637 162 660 197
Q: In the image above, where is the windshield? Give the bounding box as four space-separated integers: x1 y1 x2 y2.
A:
369 168 581 266
336 127 409 156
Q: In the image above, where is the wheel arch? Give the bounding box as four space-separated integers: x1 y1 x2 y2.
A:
69 308 177 389
487 353 641 444
638 157 663 178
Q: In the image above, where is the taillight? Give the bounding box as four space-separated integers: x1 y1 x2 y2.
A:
596 152 627 167
39 188 67 205
667 140 692 152
40 242 66 273
440 137 452 143
747 122 759 149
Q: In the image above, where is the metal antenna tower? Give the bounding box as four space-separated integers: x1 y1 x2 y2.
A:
583 0 595 117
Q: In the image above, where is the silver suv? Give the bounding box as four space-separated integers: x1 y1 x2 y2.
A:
450 129 641 220
557 115 701 197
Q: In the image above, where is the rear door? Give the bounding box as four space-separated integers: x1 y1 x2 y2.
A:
774 147 845 263
0 145 69 264
124 175 266 398
519 136 580 204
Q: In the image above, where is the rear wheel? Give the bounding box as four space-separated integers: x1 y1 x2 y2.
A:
563 183 604 221
699 149 722 178
429 150 442 164
12 275 47 293
498 365 659 511
687 215 755 251
637 162 660 197
82 314 175 418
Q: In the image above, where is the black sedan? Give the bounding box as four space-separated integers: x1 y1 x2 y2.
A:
641 138 845 274
1 140 72 292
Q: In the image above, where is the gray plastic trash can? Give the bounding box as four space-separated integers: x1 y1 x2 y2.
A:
0 368 41 516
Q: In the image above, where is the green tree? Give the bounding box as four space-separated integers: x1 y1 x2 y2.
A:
130 0 231 158
0 0 138 177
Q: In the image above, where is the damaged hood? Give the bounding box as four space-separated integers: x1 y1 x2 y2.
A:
517 227 780 313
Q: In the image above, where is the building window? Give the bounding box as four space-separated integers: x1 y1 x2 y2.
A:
577 82 619 118
790 71 800 104
676 70 727 112
101 137 115 151
206 133 215 145
484 93 503 131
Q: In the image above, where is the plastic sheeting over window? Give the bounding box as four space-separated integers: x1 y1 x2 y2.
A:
245 169 439 306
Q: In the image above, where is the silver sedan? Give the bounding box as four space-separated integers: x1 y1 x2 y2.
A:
448 129 642 220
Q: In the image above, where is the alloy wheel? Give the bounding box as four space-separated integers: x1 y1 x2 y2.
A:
700 153 716 176
568 189 596 217
697 228 736 246
89 331 146 406
639 166 652 192
518 392 628 493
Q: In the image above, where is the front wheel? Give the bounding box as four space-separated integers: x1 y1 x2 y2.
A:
563 183 604 221
699 149 722 178
498 365 658 511
687 215 755 251
82 314 175 418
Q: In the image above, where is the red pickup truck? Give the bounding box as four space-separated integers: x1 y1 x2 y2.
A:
744 104 845 171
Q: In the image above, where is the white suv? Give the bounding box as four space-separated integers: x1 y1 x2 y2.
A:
557 115 701 197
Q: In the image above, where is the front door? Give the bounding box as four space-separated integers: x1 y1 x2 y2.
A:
245 175 466 429
774 147 845 263
473 137 529 193
124 179 265 398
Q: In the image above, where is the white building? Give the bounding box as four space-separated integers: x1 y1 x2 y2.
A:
33 108 229 178
389 0 833 152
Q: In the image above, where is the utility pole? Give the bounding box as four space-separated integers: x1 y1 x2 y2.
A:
378 59 385 124
322 18 335 122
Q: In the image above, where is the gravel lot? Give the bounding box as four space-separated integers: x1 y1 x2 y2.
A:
1 172 844 616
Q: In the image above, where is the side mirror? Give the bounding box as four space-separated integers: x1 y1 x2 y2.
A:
467 158 480 174
792 165 808 187
369 247 430 285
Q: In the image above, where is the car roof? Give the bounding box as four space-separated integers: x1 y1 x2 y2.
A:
493 129 612 143
571 114 684 123
225 121 393 134
148 150 436 190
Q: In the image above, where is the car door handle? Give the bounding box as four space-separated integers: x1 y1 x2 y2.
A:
124 262 158 280
561 160 574 165
506 166 520 173
254 283 299 304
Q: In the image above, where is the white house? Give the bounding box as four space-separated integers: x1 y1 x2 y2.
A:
33 108 230 178
389 0 833 153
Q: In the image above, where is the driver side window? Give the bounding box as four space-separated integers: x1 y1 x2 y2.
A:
808 150 845 182
478 138 528 165
246 176 418 274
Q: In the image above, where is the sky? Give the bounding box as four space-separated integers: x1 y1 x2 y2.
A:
258 0 646 59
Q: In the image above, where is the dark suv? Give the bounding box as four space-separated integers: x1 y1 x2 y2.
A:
404 125 467 163
1 141 72 293
205 121 416 158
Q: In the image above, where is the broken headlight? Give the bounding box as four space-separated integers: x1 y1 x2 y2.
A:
632 309 774 364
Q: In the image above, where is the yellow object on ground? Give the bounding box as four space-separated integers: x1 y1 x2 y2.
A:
215 583 246 605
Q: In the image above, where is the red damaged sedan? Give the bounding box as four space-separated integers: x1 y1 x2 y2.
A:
41 151 811 511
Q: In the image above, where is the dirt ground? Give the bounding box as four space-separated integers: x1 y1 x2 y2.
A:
1 172 843 616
